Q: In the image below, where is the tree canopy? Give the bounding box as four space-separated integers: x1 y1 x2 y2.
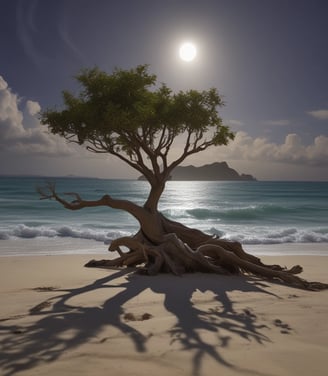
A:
41 65 234 185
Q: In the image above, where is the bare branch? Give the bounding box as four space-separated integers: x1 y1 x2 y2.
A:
36 182 58 200
36 182 155 236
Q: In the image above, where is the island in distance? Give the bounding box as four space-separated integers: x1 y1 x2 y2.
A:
138 161 257 181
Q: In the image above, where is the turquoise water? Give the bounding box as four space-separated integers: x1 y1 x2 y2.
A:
0 177 327 255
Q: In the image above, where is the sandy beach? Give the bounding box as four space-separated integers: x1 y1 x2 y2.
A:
1 247 328 376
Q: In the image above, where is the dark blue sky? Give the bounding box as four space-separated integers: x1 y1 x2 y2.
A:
1 0 328 180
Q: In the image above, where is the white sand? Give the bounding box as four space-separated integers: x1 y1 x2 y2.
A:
1 249 328 376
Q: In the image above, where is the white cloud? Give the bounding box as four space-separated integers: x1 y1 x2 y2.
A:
263 120 290 126
0 75 74 156
219 131 328 167
26 100 41 116
307 109 328 120
0 76 8 90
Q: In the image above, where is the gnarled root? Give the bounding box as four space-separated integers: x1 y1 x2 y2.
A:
160 214 301 274
85 231 328 291
196 244 327 291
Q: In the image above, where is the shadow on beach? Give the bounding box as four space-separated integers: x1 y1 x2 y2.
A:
0 268 282 376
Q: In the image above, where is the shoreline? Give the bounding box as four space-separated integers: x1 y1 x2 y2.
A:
1 253 328 375
0 239 327 257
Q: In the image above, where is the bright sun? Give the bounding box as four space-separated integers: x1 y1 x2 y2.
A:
179 42 197 62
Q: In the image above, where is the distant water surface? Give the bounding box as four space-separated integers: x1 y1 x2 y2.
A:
0 177 327 256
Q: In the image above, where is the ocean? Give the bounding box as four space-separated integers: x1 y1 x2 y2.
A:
0 177 327 256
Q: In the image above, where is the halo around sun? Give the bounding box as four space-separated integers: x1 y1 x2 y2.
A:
179 42 197 62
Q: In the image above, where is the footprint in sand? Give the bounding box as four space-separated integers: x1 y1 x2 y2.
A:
123 312 153 322
273 319 293 334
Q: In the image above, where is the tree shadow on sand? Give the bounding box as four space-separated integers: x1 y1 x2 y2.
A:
0 269 283 376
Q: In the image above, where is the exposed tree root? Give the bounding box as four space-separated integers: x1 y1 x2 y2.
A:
85 216 328 291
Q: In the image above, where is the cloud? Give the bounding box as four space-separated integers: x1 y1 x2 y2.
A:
0 76 8 90
0 75 74 156
307 109 328 120
219 131 328 167
26 100 41 116
263 120 290 126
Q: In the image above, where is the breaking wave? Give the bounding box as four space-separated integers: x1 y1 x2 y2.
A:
162 204 310 222
1 223 327 245
213 227 328 244
0 224 131 244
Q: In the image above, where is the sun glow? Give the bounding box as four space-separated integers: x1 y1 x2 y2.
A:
179 42 197 62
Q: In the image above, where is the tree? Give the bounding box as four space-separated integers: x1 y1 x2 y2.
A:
39 65 327 290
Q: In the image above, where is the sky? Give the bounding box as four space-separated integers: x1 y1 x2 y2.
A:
1 0 328 180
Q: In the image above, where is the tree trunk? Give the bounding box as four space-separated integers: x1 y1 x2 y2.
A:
143 180 165 213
